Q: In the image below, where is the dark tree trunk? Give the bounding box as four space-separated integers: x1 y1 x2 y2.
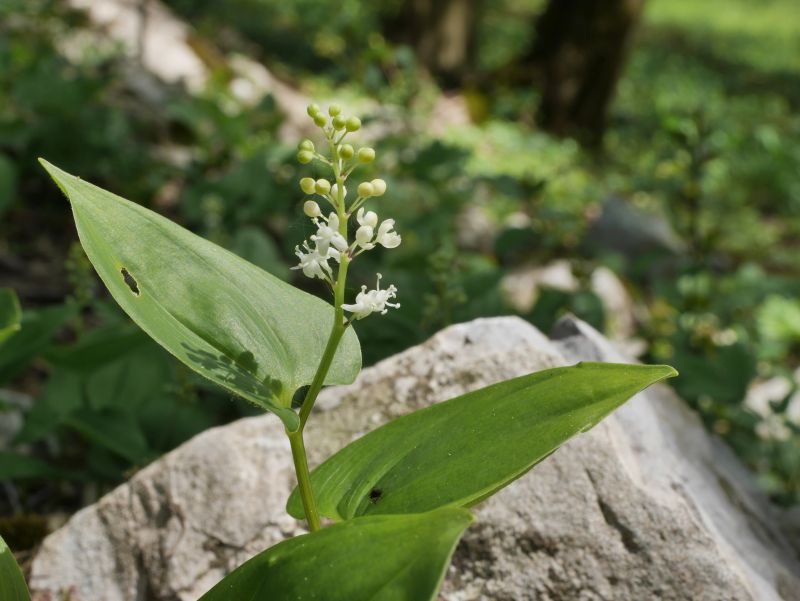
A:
384 0 482 88
528 0 644 146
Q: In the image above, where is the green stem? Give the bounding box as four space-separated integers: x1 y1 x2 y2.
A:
288 429 321 532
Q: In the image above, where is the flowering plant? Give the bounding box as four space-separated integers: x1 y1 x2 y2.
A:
3 103 677 601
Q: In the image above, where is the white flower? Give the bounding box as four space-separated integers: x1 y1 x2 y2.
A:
376 219 401 248
356 208 378 228
311 212 348 255
355 225 375 250
292 241 333 281
342 273 400 320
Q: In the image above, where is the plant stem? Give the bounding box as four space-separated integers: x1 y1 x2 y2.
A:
288 429 321 532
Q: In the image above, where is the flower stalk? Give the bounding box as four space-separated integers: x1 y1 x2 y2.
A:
286 102 402 532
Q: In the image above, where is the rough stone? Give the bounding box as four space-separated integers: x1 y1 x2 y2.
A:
30 317 800 601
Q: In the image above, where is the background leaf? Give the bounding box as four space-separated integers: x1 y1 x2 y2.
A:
0 304 75 385
0 288 22 344
288 362 677 520
40 160 362 431
199 508 473 601
0 534 31 601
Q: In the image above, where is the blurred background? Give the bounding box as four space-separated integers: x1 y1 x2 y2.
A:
1 0 799 554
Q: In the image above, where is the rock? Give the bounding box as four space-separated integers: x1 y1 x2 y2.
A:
586 195 686 257
30 317 800 601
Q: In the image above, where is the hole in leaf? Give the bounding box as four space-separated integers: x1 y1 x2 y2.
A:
368 488 383 504
120 268 140 296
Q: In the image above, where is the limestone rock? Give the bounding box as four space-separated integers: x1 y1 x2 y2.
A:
30 317 800 601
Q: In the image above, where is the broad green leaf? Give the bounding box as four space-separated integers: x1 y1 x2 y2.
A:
0 288 22 344
199 508 472 601
40 160 362 432
0 535 31 601
288 362 677 520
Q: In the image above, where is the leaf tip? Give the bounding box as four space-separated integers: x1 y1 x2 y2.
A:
656 364 679 380
37 158 72 200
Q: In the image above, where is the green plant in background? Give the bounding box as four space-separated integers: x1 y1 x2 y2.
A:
10 104 678 600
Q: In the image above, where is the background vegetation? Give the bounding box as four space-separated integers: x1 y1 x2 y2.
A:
1 0 798 553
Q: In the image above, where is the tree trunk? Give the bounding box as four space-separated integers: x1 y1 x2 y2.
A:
529 0 644 146
384 0 482 88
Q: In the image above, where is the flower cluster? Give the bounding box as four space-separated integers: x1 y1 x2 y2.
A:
292 103 401 322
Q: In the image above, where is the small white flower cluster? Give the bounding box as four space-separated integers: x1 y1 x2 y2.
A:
292 103 402 322
342 274 399 320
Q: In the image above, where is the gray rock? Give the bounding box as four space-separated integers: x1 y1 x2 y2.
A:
29 317 800 601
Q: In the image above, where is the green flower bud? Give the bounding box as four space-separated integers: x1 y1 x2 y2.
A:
298 139 315 151
371 178 387 196
307 103 320 117
339 144 355 160
345 116 362 132
332 115 346 130
328 103 342 117
303 200 321 217
313 113 328 127
358 181 375 198
358 147 375 163
297 150 314 164
300 177 316 194
315 178 332 195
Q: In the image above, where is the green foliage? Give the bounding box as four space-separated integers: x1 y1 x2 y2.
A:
199 509 472 601
41 160 362 431
0 535 31 601
288 363 675 520
0 288 21 344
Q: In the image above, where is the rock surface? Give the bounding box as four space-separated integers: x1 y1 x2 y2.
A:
30 317 800 601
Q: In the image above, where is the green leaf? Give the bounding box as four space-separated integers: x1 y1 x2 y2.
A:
199 508 472 601
0 451 70 481
0 534 31 601
0 304 75 385
288 362 677 521
40 159 361 432
0 288 22 344
0 452 80 482
67 409 151 464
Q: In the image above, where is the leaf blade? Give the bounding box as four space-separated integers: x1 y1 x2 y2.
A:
40 159 361 431
288 362 677 520
0 288 21 345
199 508 472 601
0 535 31 601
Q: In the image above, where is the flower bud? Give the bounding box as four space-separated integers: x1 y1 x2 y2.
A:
371 178 387 196
358 147 375 163
315 178 331 195
331 183 347 199
303 200 321 217
313 113 328 127
306 103 320 117
298 139 315 151
297 150 314 164
345 116 361 132
339 144 355 160
299 177 316 194
332 115 346 130
358 181 375 198
328 103 342 117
